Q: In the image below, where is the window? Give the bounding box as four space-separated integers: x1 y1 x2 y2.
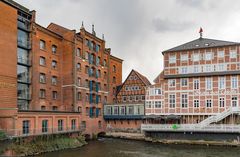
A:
51 76 57 85
41 106 46 110
193 65 200 73
230 50 237 58
169 55 176 64
194 100 199 108
219 77 225 89
52 60 57 69
219 97 225 108
80 106 86 114
39 56 46 66
39 73 46 83
76 48 81 57
104 72 107 79
218 51 224 58
52 45 57 54
181 94 188 108
58 120 63 131
232 96 238 107
217 64 225 71
194 79 199 90
42 120 48 133
113 106 118 115
155 101 162 108
40 40 46 50
168 79 176 87
77 63 81 71
205 65 212 72
77 92 81 101
192 53 200 62
22 120 30 134
52 106 58 111
113 65 116 72
81 121 86 129
205 52 212 60
39 89 46 98
180 67 188 74
71 119 76 130
52 91 57 100
122 96 127 102
155 88 161 95
169 94 176 108
231 76 238 89
206 78 212 90
103 59 107 66
85 52 89 60
181 54 188 62
181 78 188 87
206 99 212 108
77 77 81 86
113 77 116 83
127 106 134 115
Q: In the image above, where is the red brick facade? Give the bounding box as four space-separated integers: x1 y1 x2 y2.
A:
0 0 122 137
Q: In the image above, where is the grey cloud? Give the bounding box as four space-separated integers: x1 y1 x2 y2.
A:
14 0 240 82
152 18 194 33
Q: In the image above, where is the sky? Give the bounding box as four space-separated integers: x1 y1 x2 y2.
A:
15 0 240 83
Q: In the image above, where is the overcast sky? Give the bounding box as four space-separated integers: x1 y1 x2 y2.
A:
15 0 240 82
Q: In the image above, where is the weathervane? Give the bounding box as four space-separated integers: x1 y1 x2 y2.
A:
199 27 203 38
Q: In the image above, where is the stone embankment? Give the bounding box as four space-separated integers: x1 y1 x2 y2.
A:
105 132 240 147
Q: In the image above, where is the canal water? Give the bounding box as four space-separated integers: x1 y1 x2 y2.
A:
37 138 240 157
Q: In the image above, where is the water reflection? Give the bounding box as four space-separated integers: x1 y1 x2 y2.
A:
37 138 240 157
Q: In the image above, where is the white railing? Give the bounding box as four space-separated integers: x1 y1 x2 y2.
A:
141 124 240 133
199 107 240 127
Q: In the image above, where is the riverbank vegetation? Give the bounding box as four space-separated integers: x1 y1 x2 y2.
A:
0 131 6 141
2 134 87 156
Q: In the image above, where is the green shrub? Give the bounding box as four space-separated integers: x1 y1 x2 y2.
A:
0 131 6 141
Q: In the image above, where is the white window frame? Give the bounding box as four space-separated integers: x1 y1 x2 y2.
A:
217 50 224 58
205 52 212 61
230 50 237 59
206 99 212 108
169 55 176 64
218 77 225 89
193 79 199 90
192 53 200 62
231 76 238 89
181 94 188 108
169 94 176 108
181 78 188 87
206 77 212 90
155 101 162 108
219 97 225 108
194 99 199 108
180 54 188 62
168 79 176 87
232 96 238 107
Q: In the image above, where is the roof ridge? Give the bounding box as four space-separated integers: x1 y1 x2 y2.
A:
162 37 239 54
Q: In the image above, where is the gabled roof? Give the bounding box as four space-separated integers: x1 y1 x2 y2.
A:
163 37 239 54
133 70 151 86
117 69 151 95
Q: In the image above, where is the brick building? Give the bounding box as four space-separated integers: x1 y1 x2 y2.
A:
104 70 151 131
0 0 122 137
143 32 240 133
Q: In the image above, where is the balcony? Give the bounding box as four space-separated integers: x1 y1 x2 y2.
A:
104 115 143 120
17 93 31 100
17 57 31 66
17 20 30 32
17 39 31 49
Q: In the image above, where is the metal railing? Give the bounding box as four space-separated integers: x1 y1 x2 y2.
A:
141 124 240 133
199 107 240 127
2 127 86 138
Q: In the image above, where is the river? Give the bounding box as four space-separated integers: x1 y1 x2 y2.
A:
37 138 240 157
